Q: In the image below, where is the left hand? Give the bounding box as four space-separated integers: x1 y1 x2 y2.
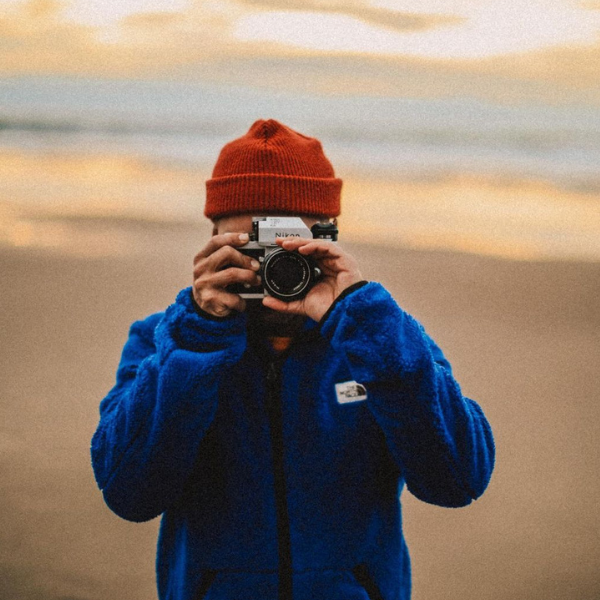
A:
262 237 363 322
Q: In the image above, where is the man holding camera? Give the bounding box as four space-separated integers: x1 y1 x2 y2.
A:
91 119 495 600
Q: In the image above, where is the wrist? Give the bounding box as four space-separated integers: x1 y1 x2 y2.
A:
319 280 369 328
152 287 247 363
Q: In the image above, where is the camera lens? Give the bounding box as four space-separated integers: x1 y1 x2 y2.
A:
262 249 315 301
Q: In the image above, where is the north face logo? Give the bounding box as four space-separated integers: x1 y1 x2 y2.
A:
335 381 368 404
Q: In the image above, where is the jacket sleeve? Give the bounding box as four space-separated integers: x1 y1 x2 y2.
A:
90 287 247 522
320 282 495 508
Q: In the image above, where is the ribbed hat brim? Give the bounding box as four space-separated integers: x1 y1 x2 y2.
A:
205 173 342 220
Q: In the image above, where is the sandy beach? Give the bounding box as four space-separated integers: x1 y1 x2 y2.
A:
1 219 599 600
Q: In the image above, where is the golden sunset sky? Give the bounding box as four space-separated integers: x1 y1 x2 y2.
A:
1 0 600 103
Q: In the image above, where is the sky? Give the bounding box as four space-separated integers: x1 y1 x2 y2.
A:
1 0 600 103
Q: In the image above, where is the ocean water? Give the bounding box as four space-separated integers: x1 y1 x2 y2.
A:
1 75 600 191
1 75 600 261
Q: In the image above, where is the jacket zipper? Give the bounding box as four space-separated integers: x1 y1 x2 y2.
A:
266 357 294 600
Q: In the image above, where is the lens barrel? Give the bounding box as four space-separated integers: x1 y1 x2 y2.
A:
262 249 316 302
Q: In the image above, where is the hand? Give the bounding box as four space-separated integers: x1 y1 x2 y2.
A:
262 237 363 322
192 232 261 317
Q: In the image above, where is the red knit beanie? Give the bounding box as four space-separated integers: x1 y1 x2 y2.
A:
205 119 342 220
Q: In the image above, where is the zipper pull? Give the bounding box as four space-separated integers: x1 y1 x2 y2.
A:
266 359 282 411
267 360 280 385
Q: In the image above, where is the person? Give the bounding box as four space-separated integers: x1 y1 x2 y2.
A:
91 119 495 600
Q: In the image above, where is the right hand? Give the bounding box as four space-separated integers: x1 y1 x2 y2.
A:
192 232 261 317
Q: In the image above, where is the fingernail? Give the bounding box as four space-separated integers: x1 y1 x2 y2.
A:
251 260 260 270
239 233 249 242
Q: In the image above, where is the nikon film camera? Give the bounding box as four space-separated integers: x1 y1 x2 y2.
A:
227 216 338 302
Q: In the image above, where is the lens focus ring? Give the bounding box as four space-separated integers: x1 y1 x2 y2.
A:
262 249 315 302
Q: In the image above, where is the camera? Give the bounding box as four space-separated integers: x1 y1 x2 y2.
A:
227 216 338 302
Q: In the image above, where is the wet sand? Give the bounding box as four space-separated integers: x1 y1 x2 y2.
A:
1 223 599 600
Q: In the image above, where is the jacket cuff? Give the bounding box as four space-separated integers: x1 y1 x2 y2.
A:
318 280 369 331
153 287 247 362
320 281 430 382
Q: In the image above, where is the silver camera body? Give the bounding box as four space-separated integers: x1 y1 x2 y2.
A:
228 216 338 302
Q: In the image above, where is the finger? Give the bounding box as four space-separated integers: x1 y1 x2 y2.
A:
201 289 247 316
276 236 313 250
220 292 247 314
279 237 342 257
200 245 260 275
297 242 343 258
262 296 305 315
194 232 250 262
208 268 261 289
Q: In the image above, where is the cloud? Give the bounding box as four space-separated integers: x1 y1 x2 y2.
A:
233 0 600 59
484 42 600 95
0 0 244 74
0 0 599 106
188 51 600 106
234 0 463 33
0 0 108 74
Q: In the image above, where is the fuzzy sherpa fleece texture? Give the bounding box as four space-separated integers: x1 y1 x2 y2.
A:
91 282 495 600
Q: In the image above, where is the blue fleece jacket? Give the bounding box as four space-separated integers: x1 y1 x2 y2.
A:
91 282 495 600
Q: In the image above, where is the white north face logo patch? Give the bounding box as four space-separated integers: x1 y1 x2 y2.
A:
335 380 368 404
